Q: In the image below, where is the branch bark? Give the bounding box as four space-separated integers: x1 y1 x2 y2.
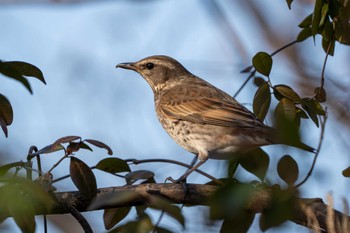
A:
37 183 350 233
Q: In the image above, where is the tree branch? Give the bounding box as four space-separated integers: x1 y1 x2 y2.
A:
26 183 350 233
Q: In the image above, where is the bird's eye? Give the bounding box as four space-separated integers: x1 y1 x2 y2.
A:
146 62 154 70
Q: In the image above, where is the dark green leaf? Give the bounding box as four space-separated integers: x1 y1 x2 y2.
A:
85 139 113 155
331 0 350 45
322 17 334 42
0 94 13 125
149 196 185 227
103 207 131 230
301 99 320 127
220 211 255 233
286 0 293 10
109 214 153 233
322 38 335 56
252 52 273 77
240 65 253 73
125 170 154 185
298 14 313 28
296 107 309 119
274 85 301 103
0 94 13 137
0 61 45 84
259 187 298 231
0 61 33 94
274 98 296 122
253 82 271 121
239 149 270 181
70 157 97 200
314 87 327 102
296 28 313 42
312 0 324 36
342 166 350 177
0 162 26 176
210 182 255 220
0 177 54 232
79 142 93 152
319 3 329 27
274 99 301 146
30 143 64 156
277 155 299 186
253 77 266 87
96 157 130 174
153 226 174 233
52 136 81 149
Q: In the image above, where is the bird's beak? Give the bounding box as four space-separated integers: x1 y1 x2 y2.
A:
116 62 137 71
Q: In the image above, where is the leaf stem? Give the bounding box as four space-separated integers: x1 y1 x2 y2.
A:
294 108 327 188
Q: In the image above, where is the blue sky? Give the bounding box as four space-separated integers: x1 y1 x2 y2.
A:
0 1 349 232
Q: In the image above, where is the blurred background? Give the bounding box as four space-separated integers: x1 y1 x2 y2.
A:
0 0 349 232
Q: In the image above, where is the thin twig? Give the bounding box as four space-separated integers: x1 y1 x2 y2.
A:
294 109 328 188
320 40 333 90
233 70 256 98
126 158 223 185
270 40 298 57
235 40 297 98
48 153 69 173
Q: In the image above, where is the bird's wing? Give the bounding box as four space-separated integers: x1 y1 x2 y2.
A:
158 82 265 129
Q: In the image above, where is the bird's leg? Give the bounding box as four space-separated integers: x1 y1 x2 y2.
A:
174 158 207 183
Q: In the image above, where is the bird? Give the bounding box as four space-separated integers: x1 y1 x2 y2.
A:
116 55 314 182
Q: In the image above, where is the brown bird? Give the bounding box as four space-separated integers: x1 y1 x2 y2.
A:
116 55 314 182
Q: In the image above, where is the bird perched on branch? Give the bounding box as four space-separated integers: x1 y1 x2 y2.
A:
116 55 314 182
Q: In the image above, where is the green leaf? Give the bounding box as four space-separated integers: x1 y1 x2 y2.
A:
253 76 266 87
342 166 350 177
253 82 271 121
302 98 325 123
277 155 299 186
220 211 255 233
70 157 97 200
322 38 335 56
319 3 329 27
286 0 293 10
274 85 302 103
0 161 26 176
259 187 298 231
0 94 13 125
312 0 324 36
314 87 327 103
0 177 54 232
30 143 64 156
103 207 131 230
298 14 313 28
274 98 296 122
0 62 33 94
1 61 45 84
210 182 255 220
252 52 273 77
296 28 312 42
96 157 130 174
149 196 185 227
239 148 270 181
52 135 81 149
109 214 153 233
125 170 154 185
84 139 113 155
0 94 13 137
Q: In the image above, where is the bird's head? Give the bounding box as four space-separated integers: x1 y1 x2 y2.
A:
116 55 190 93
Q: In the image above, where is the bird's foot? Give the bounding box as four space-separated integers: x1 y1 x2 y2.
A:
166 176 187 184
